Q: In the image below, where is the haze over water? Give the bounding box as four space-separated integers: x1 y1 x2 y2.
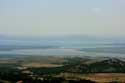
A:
0 0 125 58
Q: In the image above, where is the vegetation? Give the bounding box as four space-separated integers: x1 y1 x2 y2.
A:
28 67 64 75
0 57 124 83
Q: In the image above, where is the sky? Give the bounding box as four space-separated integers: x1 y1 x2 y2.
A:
0 0 125 38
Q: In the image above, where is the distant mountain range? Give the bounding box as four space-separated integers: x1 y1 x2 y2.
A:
0 35 125 46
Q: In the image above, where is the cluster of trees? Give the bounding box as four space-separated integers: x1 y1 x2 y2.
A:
28 67 64 75
0 72 96 83
78 59 125 73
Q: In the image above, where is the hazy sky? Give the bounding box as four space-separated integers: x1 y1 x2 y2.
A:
0 0 125 37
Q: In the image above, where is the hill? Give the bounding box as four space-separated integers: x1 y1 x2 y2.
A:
66 58 125 73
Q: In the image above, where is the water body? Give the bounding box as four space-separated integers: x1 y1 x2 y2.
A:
0 44 125 57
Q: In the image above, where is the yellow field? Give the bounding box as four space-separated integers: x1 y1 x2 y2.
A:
22 63 63 67
83 73 125 83
58 73 125 83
